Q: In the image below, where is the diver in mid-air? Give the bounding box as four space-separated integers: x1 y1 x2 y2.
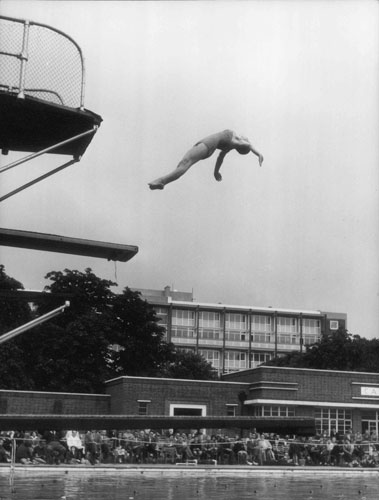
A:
148 129 264 190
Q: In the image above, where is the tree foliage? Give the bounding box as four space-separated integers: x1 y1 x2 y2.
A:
0 267 175 392
0 265 34 389
0 264 32 333
110 288 173 377
0 267 218 393
267 328 379 373
160 350 218 380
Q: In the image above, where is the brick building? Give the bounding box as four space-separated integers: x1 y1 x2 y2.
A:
133 286 347 374
1 367 379 436
103 367 379 436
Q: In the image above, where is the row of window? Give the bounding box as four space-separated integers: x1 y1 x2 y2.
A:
315 408 352 436
253 406 296 417
155 308 323 334
198 349 273 371
361 410 379 436
138 403 359 432
138 401 374 435
170 327 319 344
155 307 321 335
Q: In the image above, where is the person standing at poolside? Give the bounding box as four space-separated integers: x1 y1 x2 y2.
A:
148 129 264 189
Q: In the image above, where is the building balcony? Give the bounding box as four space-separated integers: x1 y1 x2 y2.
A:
198 339 224 347
224 340 250 348
171 337 197 345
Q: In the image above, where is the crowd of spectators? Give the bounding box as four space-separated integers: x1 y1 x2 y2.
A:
0 428 378 467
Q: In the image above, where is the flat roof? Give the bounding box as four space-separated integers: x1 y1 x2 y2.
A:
223 365 379 378
105 375 248 386
170 299 322 316
0 414 315 432
0 228 138 262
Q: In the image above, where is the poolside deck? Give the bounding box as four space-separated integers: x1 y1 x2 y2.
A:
1 463 379 475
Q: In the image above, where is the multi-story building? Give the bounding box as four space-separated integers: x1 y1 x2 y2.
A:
133 286 347 375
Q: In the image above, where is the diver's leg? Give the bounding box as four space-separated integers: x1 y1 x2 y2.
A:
149 143 208 189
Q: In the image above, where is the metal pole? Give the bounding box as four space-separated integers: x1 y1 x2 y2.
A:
9 438 16 486
274 311 278 358
0 301 70 345
0 158 78 203
0 127 97 174
18 20 30 99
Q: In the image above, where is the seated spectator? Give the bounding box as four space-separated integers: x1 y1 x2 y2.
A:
66 431 84 463
246 432 260 465
113 444 127 463
202 435 218 462
262 434 276 463
256 434 275 464
320 438 335 465
99 430 112 463
289 436 301 465
0 438 10 463
0 432 13 457
233 436 248 464
180 433 194 460
330 437 342 466
354 431 363 443
190 434 204 461
131 431 147 463
84 430 98 465
145 431 159 462
160 432 178 464
217 436 234 465
272 435 288 463
46 439 67 465
15 440 33 464
342 438 355 466
306 437 322 465
32 439 48 464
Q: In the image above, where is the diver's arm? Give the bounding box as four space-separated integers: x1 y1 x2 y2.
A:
250 146 264 166
214 150 228 181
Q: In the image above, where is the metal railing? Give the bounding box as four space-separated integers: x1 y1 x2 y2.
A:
0 15 85 109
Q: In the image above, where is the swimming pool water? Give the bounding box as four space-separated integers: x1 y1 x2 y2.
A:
1 469 378 500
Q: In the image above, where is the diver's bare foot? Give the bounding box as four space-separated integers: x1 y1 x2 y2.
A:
149 182 164 190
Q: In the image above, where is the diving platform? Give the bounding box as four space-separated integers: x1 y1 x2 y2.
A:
0 228 138 262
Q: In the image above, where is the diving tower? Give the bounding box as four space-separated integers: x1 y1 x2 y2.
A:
0 15 138 343
0 14 138 261
0 15 103 201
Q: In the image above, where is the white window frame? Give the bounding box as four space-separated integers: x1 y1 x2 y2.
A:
169 404 207 416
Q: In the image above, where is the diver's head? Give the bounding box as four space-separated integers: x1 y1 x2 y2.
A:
236 144 251 155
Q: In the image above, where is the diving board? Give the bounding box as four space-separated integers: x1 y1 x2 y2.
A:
0 228 138 262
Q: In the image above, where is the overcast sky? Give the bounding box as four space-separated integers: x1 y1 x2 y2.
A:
1 1 378 339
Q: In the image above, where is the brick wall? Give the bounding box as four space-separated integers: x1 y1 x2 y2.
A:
105 376 248 416
0 389 110 415
223 366 379 404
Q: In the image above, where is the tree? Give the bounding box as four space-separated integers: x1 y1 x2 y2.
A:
37 268 117 320
0 265 34 389
267 328 379 373
0 268 175 392
160 350 218 380
110 287 174 377
0 264 33 333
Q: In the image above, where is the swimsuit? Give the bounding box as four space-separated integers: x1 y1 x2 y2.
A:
195 129 234 158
